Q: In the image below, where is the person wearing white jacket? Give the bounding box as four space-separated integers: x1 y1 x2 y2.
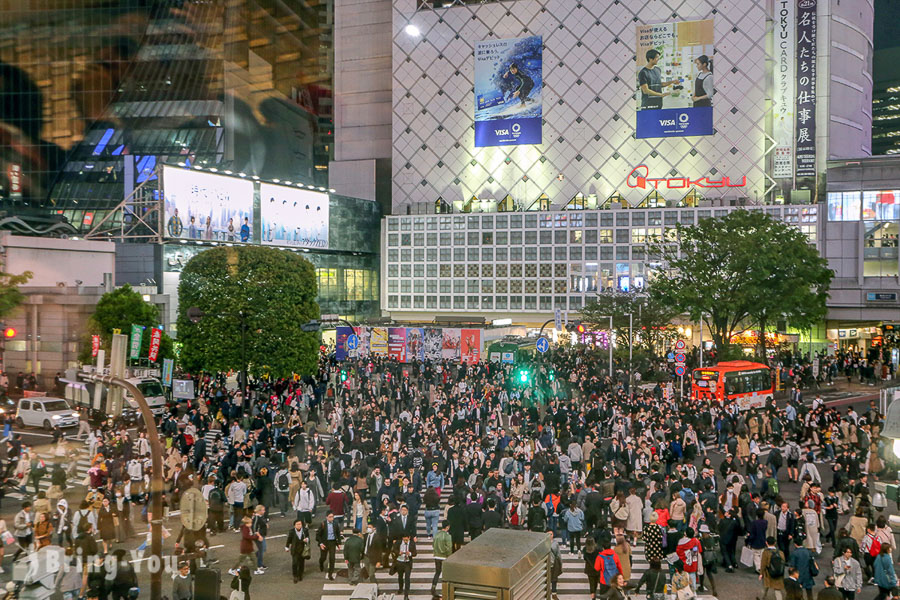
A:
293 479 315 525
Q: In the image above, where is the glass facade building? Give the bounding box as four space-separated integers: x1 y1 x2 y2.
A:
0 0 334 234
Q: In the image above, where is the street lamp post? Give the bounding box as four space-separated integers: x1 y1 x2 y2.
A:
83 374 164 600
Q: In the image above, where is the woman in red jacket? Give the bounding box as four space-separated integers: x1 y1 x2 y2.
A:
229 516 258 575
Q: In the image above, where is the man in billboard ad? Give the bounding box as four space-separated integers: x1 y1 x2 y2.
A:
474 36 542 147
635 19 714 139
163 165 253 241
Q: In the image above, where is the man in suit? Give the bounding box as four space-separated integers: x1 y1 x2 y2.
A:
392 533 417 600
284 519 309 583
785 567 803 600
482 498 503 531
718 509 740 573
390 504 416 541
816 576 842 600
316 511 343 580
464 492 484 539
775 501 796 559
447 496 467 551
363 519 383 583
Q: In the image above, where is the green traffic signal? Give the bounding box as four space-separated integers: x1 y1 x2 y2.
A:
548 369 555 382
518 369 530 383
340 369 348 382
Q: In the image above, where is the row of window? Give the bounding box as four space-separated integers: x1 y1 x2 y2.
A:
387 227 672 248
386 206 816 232
386 295 587 311
827 191 900 222
315 268 378 302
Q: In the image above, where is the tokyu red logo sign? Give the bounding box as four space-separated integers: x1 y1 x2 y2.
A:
626 165 747 190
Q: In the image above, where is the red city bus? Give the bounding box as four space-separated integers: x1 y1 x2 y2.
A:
691 360 774 411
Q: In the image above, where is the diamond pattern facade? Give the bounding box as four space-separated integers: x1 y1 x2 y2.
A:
391 0 771 213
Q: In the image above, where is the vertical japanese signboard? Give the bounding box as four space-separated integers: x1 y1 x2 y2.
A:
129 325 143 359
773 0 795 179
91 335 100 357
148 328 162 362
162 358 174 387
794 0 817 180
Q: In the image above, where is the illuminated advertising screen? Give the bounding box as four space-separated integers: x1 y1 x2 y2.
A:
474 35 542 147
162 166 253 241
635 19 714 138
259 183 329 249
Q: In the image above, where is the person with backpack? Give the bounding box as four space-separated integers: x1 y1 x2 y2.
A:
788 538 818 600
205 476 225 534
676 526 703 590
273 465 291 517
861 523 882 582
760 536 786 600
593 537 624 596
785 440 802 482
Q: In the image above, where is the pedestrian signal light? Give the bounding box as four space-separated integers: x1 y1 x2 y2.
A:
340 369 348 382
2 327 15 339
548 370 555 382
575 324 586 334
518 369 530 384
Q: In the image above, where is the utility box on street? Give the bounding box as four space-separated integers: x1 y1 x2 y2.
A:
442 528 551 600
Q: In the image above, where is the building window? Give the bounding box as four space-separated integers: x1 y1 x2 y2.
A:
510 215 523 228
467 296 479 309
511 231 523 245
467 248 479 261
453 248 465 261
863 191 900 221
400 264 411 278
585 230 597 244
524 296 536 310
525 231 538 245
401 234 411 246
496 231 508 245
554 246 567 260
400 280 411 293
864 222 899 277
510 280 522 293
632 212 645 226
468 231 479 245
511 247 523 261
496 248 508 261
585 246 597 260
496 296 507 309
539 296 552 310
440 296 451 309
414 296 424 308
317 268 338 299
632 228 646 244
538 247 551 261
482 248 493 261
570 247 582 260
496 280 508 293
426 296 437 309
496 215 508 228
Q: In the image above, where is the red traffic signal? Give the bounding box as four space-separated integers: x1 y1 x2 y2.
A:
575 324 586 334
2 327 16 339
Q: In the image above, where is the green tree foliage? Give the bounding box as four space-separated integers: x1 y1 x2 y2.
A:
650 210 832 360
79 284 174 363
0 269 32 320
176 246 320 378
581 292 678 356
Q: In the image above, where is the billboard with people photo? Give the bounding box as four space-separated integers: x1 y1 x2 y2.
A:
474 35 542 147
635 19 714 138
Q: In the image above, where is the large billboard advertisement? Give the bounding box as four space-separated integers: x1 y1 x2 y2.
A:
388 327 407 362
461 329 481 365
474 36 542 147
162 166 253 241
259 183 329 249
773 0 795 179
794 0 817 180
635 19 714 139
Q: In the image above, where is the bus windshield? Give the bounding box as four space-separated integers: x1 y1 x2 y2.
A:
723 369 769 395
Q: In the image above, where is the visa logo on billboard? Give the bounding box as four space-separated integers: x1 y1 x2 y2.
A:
637 106 713 139
475 118 540 147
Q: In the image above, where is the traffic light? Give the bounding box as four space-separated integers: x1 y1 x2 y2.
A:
575 323 586 334
518 368 530 384
548 369 555 382
340 369 348 382
2 327 15 339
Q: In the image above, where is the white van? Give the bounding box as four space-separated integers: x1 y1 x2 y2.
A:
16 397 79 430
124 377 168 415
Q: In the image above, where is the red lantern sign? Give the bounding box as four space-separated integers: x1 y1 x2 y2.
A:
91 335 100 357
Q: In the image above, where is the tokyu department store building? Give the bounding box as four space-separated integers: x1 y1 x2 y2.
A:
329 0 884 348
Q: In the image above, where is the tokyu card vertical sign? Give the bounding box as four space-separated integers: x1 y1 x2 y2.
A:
773 0 795 179
129 325 143 359
148 328 162 362
474 36 542 147
794 0 817 180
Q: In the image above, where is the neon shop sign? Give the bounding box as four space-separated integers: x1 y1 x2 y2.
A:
626 165 747 189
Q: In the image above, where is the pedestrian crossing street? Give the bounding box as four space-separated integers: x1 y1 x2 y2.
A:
5 442 92 502
321 490 717 600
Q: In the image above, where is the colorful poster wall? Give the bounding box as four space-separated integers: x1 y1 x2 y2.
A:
442 328 461 360
406 328 425 362
333 326 482 363
474 36 542 147
370 327 388 356
335 326 352 361
635 19 714 138
424 328 442 360
461 329 481 364
388 327 407 362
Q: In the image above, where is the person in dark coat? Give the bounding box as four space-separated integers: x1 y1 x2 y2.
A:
464 492 484 539
718 509 741 572
788 540 817 598
482 499 503 531
785 566 804 600
447 497 467 551
284 519 309 583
